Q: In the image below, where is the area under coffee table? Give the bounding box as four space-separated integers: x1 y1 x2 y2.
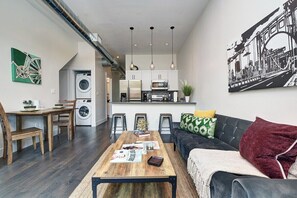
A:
91 131 177 198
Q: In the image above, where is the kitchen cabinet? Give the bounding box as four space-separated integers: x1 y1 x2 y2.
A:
151 70 168 80
126 71 142 80
125 70 178 91
141 70 152 90
167 70 179 90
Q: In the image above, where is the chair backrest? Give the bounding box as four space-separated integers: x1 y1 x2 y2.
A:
57 100 76 121
0 102 12 142
59 100 76 109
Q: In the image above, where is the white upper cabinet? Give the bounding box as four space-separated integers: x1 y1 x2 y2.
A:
141 70 152 91
126 71 142 80
151 70 168 80
126 70 178 91
167 70 179 90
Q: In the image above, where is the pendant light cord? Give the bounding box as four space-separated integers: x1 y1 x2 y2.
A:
130 27 134 68
150 26 154 65
171 26 175 69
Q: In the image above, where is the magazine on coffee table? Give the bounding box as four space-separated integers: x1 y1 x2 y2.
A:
110 149 142 163
121 143 144 150
136 141 160 150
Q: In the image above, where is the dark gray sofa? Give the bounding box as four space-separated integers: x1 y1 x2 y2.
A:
171 114 297 198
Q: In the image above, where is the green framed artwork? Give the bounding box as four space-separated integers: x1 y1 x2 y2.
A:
11 48 41 85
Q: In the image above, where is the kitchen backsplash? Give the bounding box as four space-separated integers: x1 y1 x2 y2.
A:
141 90 178 102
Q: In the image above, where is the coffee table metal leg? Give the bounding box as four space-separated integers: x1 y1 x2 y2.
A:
169 176 177 198
92 178 100 198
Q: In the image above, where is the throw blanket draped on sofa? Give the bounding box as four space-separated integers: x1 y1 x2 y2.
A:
187 149 268 198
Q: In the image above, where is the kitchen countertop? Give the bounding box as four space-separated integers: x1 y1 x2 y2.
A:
112 101 196 104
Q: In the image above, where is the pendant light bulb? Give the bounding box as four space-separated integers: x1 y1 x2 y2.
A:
130 27 134 70
150 63 155 70
170 62 175 70
150 26 155 70
170 26 175 70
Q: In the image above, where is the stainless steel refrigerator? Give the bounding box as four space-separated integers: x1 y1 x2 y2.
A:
119 80 142 101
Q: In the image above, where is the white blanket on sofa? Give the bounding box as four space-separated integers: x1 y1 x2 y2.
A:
187 149 268 198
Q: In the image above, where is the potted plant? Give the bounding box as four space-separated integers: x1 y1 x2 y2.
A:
181 80 193 102
137 119 148 131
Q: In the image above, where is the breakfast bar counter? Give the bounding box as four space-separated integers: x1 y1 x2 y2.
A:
112 101 196 105
112 101 196 132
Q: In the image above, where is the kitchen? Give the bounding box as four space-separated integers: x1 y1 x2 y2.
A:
120 72 178 103
112 66 196 132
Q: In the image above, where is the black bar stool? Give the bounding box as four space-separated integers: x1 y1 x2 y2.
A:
110 113 127 137
134 113 148 130
158 113 173 133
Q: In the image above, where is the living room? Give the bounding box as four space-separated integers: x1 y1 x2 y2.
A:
1 0 297 197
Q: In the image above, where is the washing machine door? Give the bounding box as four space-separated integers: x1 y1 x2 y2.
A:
77 75 91 93
77 104 91 120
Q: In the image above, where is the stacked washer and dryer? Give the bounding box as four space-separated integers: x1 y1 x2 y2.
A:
76 73 92 126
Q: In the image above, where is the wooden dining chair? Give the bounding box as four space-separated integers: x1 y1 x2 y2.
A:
0 102 44 165
53 100 76 140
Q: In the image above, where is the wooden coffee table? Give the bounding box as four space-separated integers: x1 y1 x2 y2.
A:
92 131 177 198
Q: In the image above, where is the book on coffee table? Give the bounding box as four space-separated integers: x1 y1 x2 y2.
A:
110 149 142 163
133 130 150 137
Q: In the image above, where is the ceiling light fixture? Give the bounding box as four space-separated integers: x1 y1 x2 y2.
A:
170 26 175 70
150 26 155 70
130 27 134 70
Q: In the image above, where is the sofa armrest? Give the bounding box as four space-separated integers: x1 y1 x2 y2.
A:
232 177 297 198
172 122 180 129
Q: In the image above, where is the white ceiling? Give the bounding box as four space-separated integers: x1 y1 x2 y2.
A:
62 0 209 66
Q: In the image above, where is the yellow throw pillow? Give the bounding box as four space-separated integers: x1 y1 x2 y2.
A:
194 110 216 118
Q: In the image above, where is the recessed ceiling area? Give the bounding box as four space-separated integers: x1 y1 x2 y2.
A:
62 0 209 66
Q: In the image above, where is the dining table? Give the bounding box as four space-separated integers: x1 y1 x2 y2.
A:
7 107 74 152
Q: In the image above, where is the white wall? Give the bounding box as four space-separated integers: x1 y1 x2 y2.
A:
62 42 107 126
0 0 79 156
125 54 177 70
94 51 107 125
178 0 297 125
0 0 79 110
112 71 121 102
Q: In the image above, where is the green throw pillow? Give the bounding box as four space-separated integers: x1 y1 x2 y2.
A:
180 113 217 139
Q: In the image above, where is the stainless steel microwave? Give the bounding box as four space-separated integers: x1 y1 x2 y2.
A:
151 80 168 90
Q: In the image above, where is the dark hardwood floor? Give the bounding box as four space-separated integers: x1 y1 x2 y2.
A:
0 120 172 198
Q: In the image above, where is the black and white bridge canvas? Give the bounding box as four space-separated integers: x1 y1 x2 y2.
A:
227 0 297 92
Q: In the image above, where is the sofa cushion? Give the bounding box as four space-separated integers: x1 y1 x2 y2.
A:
171 128 236 159
239 117 297 178
180 113 217 139
214 114 252 149
194 109 216 118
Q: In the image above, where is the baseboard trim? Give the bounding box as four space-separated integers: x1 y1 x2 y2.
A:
96 118 107 126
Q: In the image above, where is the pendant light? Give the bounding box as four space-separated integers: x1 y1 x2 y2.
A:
170 26 175 70
150 26 155 70
130 27 134 70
